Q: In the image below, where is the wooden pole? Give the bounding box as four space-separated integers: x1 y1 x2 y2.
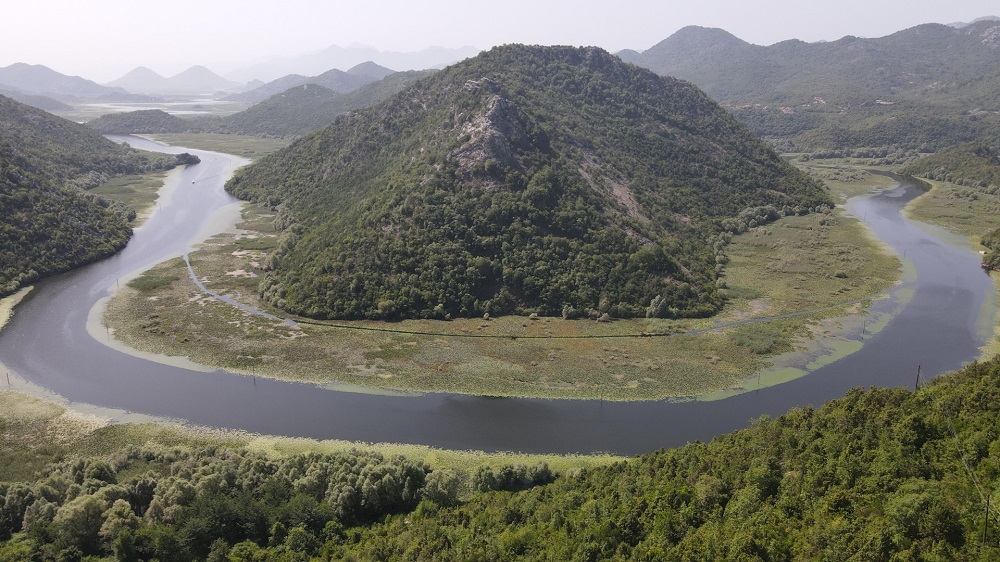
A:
915 365 921 392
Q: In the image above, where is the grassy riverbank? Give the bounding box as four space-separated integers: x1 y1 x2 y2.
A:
90 169 173 227
144 133 291 159
902 177 1000 359
102 163 901 400
0 390 619 484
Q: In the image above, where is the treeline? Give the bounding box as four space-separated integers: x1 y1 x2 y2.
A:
0 94 182 295
4 354 1000 560
901 143 1000 194
0 444 556 561
226 45 828 321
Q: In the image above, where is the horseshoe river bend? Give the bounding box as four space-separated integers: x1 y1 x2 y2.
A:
0 136 995 455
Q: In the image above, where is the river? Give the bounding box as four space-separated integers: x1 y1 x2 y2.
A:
0 136 994 455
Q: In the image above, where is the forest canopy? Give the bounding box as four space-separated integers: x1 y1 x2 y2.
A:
226 45 829 321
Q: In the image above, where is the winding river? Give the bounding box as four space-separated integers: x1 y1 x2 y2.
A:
0 136 995 455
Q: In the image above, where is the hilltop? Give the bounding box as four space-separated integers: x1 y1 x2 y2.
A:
0 95 181 295
226 45 828 321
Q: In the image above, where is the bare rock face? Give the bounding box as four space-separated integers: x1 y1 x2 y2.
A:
448 79 544 188
980 25 1000 48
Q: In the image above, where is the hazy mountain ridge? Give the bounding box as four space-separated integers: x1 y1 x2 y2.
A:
226 62 398 103
226 45 827 321
105 65 245 95
626 20 1000 105
227 44 480 83
0 63 127 101
87 69 435 138
622 19 1000 151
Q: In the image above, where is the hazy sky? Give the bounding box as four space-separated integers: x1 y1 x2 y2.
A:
3 0 997 82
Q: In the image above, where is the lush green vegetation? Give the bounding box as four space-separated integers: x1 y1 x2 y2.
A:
226 45 828 321
0 94 183 295
901 143 1000 193
86 110 191 135
4 354 1000 560
103 168 898 400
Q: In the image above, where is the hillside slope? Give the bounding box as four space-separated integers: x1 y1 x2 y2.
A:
227 45 828 320
626 21 1000 151
0 95 179 294
330 356 1000 560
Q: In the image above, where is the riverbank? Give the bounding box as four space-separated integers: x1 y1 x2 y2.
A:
0 389 620 484
101 160 901 401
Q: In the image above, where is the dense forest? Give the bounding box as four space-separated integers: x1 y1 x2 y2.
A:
0 94 183 295
226 45 828 321
3 355 999 560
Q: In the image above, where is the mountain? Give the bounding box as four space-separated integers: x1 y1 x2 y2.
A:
216 70 434 137
0 95 180 295
226 45 828 321
226 61 397 104
105 65 244 95
346 61 395 80
0 63 127 101
227 44 479 83
224 73 311 103
103 66 166 93
627 21 1000 105
624 20 1000 152
216 84 339 137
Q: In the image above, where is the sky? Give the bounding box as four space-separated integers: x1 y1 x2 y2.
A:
2 0 997 83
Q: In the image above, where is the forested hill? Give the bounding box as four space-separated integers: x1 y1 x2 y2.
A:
226 45 828 321
0 95 180 295
627 20 1000 106
623 20 1000 152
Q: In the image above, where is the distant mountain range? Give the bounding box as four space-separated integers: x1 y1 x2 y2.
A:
226 44 480 83
104 65 245 95
621 19 1000 105
0 63 131 101
87 69 436 138
621 18 1000 151
225 61 396 103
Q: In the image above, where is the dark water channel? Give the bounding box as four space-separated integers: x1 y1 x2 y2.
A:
0 138 994 455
